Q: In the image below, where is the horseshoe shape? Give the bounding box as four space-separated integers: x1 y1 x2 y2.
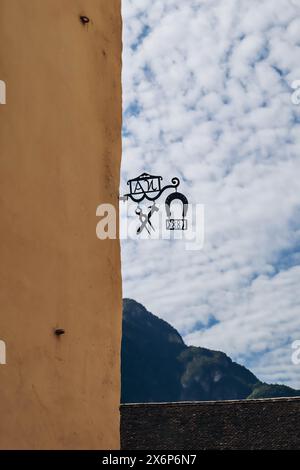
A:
165 192 189 218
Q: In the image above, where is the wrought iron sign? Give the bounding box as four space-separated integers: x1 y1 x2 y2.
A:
120 173 189 234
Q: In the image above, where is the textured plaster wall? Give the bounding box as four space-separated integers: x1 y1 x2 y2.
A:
0 0 122 449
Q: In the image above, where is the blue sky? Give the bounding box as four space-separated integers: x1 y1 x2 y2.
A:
121 0 300 388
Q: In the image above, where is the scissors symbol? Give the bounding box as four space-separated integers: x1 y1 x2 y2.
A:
136 204 159 234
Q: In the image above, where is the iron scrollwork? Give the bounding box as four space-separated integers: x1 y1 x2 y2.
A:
120 173 189 234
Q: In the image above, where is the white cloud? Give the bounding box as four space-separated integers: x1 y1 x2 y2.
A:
121 0 300 389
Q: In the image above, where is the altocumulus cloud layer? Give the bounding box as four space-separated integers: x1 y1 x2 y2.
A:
121 0 300 388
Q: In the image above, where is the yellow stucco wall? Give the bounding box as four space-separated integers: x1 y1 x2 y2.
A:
0 0 122 449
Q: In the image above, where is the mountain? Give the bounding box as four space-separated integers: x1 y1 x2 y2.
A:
247 384 300 399
121 299 300 403
121 298 185 403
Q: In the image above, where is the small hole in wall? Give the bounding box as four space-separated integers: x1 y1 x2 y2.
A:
80 15 90 25
54 328 65 337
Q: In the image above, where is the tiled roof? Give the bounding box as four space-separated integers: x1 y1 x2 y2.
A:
121 398 300 450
